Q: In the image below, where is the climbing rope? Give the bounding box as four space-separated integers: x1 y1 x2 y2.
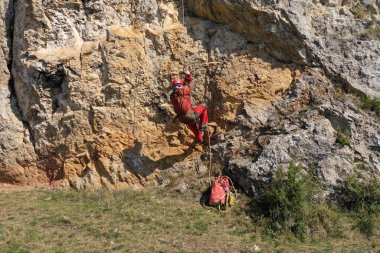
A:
208 129 212 186
181 0 187 73
181 0 186 25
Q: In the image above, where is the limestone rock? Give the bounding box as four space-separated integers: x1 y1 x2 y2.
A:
0 0 379 195
226 70 380 195
0 0 41 185
189 0 380 97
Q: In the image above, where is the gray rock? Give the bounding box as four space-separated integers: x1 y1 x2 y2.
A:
190 0 380 97
0 0 40 185
339 7 354 17
225 71 380 195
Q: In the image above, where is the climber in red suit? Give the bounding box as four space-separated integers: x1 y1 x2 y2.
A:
170 71 208 141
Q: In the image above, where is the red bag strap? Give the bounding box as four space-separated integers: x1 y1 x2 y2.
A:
220 176 237 196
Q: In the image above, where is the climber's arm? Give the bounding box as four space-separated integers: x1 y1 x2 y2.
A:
183 70 193 88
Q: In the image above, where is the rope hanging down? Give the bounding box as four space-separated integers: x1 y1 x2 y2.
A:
181 0 185 25
208 130 212 186
181 0 187 72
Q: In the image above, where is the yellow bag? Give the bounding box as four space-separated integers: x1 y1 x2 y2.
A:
226 192 236 208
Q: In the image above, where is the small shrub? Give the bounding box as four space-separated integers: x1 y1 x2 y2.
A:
360 97 380 116
340 175 380 212
298 107 308 116
251 164 320 239
362 21 380 39
337 94 347 103
308 102 318 110
351 5 370 19
339 175 380 236
368 24 380 35
336 128 351 146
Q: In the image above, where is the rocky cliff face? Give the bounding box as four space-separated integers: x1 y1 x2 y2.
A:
0 0 41 184
0 0 379 193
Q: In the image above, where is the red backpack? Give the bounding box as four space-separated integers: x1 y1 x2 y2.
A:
209 176 237 210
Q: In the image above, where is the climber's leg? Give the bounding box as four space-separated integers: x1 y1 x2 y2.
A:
193 105 208 129
187 121 203 141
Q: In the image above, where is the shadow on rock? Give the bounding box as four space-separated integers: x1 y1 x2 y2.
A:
122 139 198 178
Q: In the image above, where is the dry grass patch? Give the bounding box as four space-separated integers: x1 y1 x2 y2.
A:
0 186 378 252
0 189 256 253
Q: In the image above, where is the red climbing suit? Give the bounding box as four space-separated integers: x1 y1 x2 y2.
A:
170 73 208 141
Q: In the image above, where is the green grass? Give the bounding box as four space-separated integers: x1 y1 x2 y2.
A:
308 102 318 110
0 189 256 253
336 127 351 146
0 186 379 252
360 97 380 116
338 175 380 237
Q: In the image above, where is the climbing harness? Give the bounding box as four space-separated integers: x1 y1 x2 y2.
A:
176 111 196 124
172 92 190 98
